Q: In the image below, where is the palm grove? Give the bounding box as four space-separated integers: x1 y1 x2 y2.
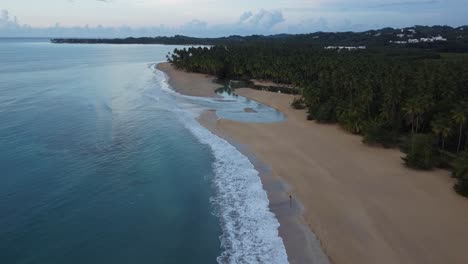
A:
167 42 468 197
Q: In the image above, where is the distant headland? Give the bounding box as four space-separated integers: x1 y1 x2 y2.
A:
51 25 468 52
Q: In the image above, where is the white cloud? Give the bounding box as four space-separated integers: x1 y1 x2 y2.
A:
0 9 289 37
0 5 465 38
0 10 19 28
1 9 9 21
237 9 284 30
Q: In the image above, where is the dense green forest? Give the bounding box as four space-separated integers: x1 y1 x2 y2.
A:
167 41 468 197
52 25 468 52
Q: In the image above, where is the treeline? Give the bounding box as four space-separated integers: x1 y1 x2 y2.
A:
52 25 468 53
168 45 468 197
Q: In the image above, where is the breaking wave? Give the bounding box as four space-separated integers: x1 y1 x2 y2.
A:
156 67 289 263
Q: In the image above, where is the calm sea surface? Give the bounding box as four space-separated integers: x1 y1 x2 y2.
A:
0 38 287 264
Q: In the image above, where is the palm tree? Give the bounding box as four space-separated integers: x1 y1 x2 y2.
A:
360 81 374 117
403 97 423 135
431 120 442 145
452 103 467 153
465 131 468 150
454 152 468 178
453 152 468 197
431 116 452 150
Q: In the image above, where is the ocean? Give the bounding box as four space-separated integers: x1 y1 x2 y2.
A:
0 39 287 263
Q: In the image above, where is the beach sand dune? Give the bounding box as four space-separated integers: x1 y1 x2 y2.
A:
158 62 468 264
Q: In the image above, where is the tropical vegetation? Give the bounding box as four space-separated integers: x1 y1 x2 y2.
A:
166 32 468 196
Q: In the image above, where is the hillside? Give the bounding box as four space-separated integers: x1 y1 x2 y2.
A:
52 25 468 53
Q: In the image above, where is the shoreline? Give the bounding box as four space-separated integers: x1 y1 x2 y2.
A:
158 62 328 263
157 62 468 264
156 63 222 97
197 110 329 264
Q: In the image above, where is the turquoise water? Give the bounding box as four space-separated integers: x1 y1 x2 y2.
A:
0 39 287 263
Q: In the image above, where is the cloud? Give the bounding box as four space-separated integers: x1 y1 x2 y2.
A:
237 9 285 30
1 9 8 21
0 8 394 38
174 10 286 37
0 9 290 38
0 6 463 38
0 10 20 29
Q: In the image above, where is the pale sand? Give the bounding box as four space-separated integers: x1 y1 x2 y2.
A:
212 89 468 264
156 62 222 97
199 110 329 264
157 63 468 263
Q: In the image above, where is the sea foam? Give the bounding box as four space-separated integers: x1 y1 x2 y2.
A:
156 68 289 264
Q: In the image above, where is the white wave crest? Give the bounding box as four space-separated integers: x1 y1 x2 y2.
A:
177 110 289 264
155 65 289 263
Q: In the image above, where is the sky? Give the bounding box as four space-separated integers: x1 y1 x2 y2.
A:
0 0 467 37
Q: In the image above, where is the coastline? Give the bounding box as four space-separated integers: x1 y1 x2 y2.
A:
156 63 222 97
198 110 329 264
158 62 328 263
157 62 468 264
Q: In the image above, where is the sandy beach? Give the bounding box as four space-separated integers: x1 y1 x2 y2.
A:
157 63 222 97
158 62 468 264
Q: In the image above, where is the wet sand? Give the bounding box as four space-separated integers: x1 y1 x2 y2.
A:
198 110 329 264
157 62 468 264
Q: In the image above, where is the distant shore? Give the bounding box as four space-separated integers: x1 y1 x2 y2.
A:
156 62 468 264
